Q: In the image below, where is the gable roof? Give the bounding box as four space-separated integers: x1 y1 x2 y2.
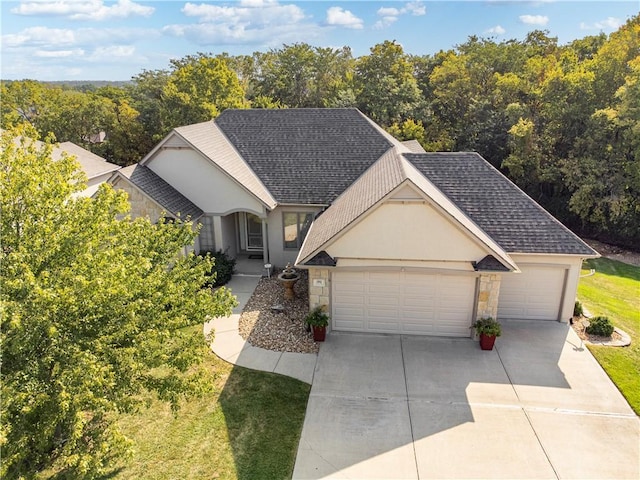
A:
54 141 120 179
117 164 203 219
296 147 518 271
404 153 597 256
170 121 277 209
215 108 394 204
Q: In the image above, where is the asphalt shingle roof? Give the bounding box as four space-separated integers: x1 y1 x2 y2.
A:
215 108 393 205
404 153 597 255
119 164 203 220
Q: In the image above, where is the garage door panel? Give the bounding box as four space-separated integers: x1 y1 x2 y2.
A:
498 266 565 321
332 271 476 337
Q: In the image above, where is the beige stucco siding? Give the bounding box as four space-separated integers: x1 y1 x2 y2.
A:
147 149 265 216
503 254 584 323
326 202 487 262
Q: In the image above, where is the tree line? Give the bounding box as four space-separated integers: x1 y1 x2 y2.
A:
2 15 639 247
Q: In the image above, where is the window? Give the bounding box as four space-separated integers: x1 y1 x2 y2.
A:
283 212 313 250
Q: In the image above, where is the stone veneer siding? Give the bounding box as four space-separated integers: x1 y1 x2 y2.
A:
308 268 331 313
113 178 164 222
476 273 501 321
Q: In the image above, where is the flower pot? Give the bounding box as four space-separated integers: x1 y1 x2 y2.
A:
312 325 326 342
479 333 496 350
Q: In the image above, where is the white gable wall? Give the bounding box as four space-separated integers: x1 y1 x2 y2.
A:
147 148 265 216
326 201 488 266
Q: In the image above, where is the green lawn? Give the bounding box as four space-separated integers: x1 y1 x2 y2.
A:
578 257 640 415
112 352 310 479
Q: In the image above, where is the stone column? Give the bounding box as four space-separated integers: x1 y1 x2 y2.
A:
308 268 331 312
476 273 501 320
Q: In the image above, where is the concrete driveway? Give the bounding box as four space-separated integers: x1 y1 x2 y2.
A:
293 321 639 479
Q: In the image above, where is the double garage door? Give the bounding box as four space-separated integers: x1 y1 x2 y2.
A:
332 271 476 337
497 265 567 321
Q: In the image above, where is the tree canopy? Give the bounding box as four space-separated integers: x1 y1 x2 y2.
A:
0 126 236 478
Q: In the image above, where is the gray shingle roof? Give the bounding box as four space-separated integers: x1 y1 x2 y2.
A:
119 164 203 219
404 153 597 255
215 108 393 204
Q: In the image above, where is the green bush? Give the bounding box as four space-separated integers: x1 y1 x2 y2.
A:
471 317 502 337
304 306 329 327
574 300 584 317
585 316 615 337
200 250 236 287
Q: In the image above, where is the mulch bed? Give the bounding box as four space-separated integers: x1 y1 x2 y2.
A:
238 270 319 354
571 316 624 344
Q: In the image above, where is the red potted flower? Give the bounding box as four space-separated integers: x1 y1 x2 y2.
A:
471 317 502 351
304 306 330 342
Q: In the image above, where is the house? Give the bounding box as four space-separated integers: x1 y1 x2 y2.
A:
47 140 120 197
111 108 598 338
11 135 120 197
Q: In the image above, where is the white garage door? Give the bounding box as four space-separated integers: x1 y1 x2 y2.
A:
498 266 567 321
332 271 477 337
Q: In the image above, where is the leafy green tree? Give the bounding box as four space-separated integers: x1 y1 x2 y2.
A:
0 126 236 478
253 44 354 108
0 80 47 129
354 40 421 126
162 54 248 129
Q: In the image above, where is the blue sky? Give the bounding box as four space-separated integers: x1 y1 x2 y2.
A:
1 1 638 81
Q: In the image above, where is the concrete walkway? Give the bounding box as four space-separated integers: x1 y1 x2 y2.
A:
203 275 317 384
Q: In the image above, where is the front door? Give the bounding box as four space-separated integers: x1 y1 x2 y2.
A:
245 213 263 251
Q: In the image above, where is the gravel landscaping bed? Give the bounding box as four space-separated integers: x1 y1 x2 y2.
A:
238 270 319 354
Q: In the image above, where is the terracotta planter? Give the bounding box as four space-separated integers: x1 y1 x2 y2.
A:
312 325 326 342
479 333 497 350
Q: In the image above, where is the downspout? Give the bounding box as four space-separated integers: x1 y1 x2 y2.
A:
262 217 269 264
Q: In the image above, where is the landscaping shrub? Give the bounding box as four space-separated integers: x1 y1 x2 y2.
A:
201 250 236 287
585 316 615 337
574 300 584 317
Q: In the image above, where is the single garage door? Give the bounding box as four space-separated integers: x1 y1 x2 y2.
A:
498 266 567 321
332 271 476 337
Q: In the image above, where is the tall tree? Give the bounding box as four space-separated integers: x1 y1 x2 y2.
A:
0 126 236 478
354 40 421 126
162 54 248 129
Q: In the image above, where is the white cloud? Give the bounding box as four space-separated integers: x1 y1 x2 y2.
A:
374 2 426 29
11 0 154 21
2 27 77 47
377 7 400 17
1 26 156 50
89 45 136 59
34 48 85 58
580 17 621 31
182 1 304 24
404 1 426 16
486 25 506 35
163 21 322 47
167 0 320 45
519 14 549 26
326 6 364 29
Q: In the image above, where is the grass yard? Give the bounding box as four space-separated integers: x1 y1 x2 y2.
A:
112 351 310 479
578 257 640 415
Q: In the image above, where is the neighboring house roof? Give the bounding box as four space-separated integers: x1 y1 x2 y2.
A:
117 164 203 219
54 141 120 180
404 153 597 255
401 139 427 153
215 108 394 205
296 147 519 271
